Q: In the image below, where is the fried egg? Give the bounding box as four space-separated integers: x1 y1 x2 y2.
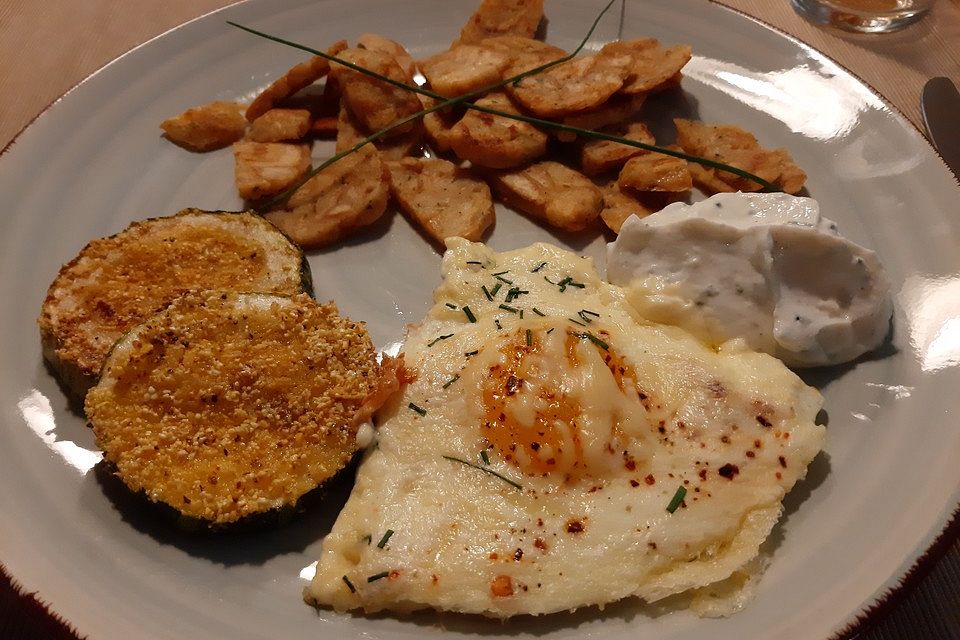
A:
306 239 825 617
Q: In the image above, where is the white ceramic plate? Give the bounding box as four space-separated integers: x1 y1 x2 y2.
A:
1 1 958 638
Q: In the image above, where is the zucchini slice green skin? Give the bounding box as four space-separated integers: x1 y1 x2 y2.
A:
85 291 379 527
38 208 313 402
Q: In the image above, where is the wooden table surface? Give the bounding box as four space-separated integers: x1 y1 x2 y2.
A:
0 1 958 638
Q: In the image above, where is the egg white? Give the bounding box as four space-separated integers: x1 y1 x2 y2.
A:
306 239 825 617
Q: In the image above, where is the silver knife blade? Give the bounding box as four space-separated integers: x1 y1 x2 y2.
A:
921 77 960 178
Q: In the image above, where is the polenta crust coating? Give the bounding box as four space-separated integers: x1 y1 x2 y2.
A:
85 291 380 525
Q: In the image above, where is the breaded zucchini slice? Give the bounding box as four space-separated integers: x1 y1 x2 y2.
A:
85 291 381 526
39 209 311 401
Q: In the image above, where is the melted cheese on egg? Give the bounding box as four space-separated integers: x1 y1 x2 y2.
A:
306 239 825 618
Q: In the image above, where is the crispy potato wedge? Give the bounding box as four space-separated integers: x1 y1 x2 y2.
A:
476 35 566 72
331 48 423 137
448 91 547 168
580 121 655 176
618 152 692 192
505 53 630 118
161 101 247 152
357 33 417 78
418 45 512 97
489 161 602 231
248 108 312 142
556 93 647 142
600 39 692 94
674 119 806 194
245 40 348 122
456 0 545 44
688 163 737 194
234 141 311 201
386 158 494 243
265 144 389 249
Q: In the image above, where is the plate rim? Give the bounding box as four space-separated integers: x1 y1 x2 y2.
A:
1 1 958 638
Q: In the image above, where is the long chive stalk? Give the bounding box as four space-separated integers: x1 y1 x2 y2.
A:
228 2 777 210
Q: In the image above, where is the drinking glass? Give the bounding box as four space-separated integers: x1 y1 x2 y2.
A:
792 0 934 33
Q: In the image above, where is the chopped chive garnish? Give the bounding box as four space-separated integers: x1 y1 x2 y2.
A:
367 571 390 583
505 287 529 303
464 350 479 357
463 306 477 323
499 304 519 314
492 270 509 276
445 302 457 309
555 276 586 292
568 281 585 289
580 309 600 317
495 319 502 330
481 285 493 301
532 307 546 316
427 333 454 347
526 329 532 346
408 402 427 416
531 262 547 273
519 309 524 319
544 276 557 285
377 529 394 549
443 455 523 491
361 534 372 545
547 328 555 334
442 374 460 389
568 317 587 327
573 331 609 350
466 260 483 265
495 274 513 284
480 450 490 465
342 575 356 593
490 282 502 297
666 485 687 513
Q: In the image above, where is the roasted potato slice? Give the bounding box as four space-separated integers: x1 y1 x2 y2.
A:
489 161 602 231
456 0 544 44
336 100 421 162
505 53 631 118
448 91 547 168
357 33 417 79
476 35 566 72
160 101 247 152
618 152 692 192
580 121 655 176
234 141 311 201
599 39 692 94
330 48 423 137
555 93 647 142
248 108 312 142
674 119 806 194
386 158 494 243
418 44 512 97
420 97 463 153
598 180 681 233
245 40 348 122
265 144 389 249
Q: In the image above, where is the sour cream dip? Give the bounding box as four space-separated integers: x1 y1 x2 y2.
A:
606 192 893 368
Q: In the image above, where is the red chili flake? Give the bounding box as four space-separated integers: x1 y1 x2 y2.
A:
699 468 707 480
388 570 401 580
720 435 731 444
754 439 762 448
625 459 636 471
756 415 773 427
490 575 513 597
718 463 740 479
775 471 783 480
505 375 522 396
513 548 524 561
534 538 548 552
644 474 656 485
778 456 787 468
431 574 439 585
630 479 640 487
746 450 756 458
489 552 499 560
566 519 585 534
647 542 657 550
537 518 544 527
